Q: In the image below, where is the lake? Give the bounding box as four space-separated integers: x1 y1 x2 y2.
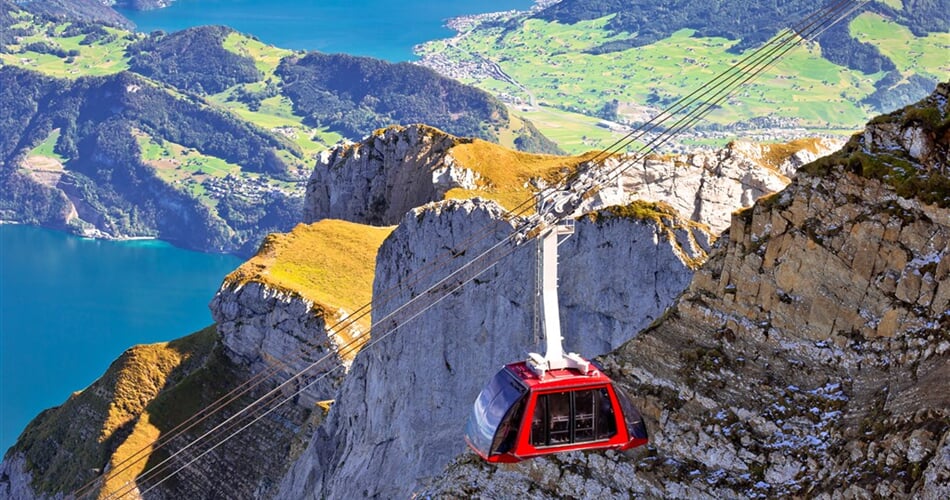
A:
2 0 539 458
0 225 241 454
119 0 536 61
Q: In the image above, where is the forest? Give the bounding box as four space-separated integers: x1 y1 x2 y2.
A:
0 67 302 253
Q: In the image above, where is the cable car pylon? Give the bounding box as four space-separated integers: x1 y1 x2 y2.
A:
528 221 588 377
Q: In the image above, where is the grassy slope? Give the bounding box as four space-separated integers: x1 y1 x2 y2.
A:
0 12 134 78
209 32 344 158
416 11 948 152
12 326 218 495
134 129 301 210
225 220 394 333
447 137 597 210
27 128 66 162
849 12 950 82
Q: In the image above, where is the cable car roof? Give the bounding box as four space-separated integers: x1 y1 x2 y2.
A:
504 361 613 390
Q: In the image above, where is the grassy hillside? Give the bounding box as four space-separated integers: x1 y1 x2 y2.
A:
446 138 597 210
225 220 395 333
0 6 559 154
10 326 219 495
416 4 949 154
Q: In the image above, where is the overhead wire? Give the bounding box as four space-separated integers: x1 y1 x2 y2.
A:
82 1 869 496
100 0 868 494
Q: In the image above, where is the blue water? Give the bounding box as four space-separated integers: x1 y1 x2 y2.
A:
119 0 535 62
2 0 536 458
0 225 241 454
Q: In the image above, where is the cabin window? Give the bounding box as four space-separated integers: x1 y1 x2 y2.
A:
466 368 527 456
490 397 526 455
530 388 617 447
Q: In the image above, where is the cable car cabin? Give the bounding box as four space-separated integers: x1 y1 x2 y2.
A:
465 360 648 463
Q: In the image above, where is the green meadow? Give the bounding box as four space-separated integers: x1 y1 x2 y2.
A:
28 129 67 162
850 12 950 81
136 131 303 209
0 16 134 78
417 12 947 146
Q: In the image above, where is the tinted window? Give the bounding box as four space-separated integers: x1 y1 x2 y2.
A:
491 396 526 455
548 392 572 444
613 383 648 441
465 369 527 456
530 388 617 447
594 388 617 440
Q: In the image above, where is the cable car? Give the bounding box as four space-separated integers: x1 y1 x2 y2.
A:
464 360 648 463
465 222 648 462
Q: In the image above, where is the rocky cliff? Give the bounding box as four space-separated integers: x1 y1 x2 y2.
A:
210 220 393 389
279 196 713 498
618 138 841 233
0 220 391 499
303 124 839 232
303 125 476 225
422 84 950 498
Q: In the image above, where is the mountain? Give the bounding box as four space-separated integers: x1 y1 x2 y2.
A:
0 112 847 496
7 0 133 28
0 6 561 254
416 0 949 153
0 66 303 254
10 0 174 26
422 81 950 498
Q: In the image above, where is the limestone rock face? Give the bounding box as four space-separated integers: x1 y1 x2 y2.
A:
0 455 59 500
302 125 837 233
210 281 348 401
422 84 950 498
278 197 712 498
614 138 842 233
303 125 477 226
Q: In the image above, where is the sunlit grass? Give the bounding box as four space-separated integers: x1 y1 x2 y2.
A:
28 129 67 162
0 21 134 78
225 220 394 338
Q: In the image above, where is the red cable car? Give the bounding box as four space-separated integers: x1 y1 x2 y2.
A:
464 360 648 463
465 222 649 462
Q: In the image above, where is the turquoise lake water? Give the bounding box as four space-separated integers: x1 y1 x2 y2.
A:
120 0 535 61
0 225 241 453
2 0 538 458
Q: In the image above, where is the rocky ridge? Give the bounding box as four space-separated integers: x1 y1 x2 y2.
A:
422 84 950 498
304 124 840 231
